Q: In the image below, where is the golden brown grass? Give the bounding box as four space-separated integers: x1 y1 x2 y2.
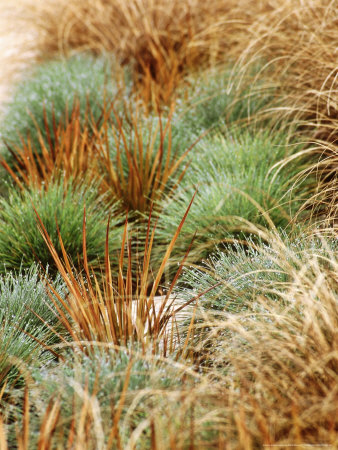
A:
7 0 261 106
192 230 338 447
234 0 338 225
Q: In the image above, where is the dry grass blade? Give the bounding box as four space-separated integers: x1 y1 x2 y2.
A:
9 0 258 105
35 198 195 349
37 397 61 450
234 0 338 224
96 102 194 213
0 415 8 450
1 100 102 190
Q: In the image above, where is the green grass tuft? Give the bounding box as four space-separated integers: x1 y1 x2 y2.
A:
0 53 128 159
157 127 305 265
0 181 123 274
0 265 66 392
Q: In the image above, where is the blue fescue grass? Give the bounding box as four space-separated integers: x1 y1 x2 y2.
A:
0 180 123 274
16 346 197 448
175 231 338 314
0 265 66 391
0 53 130 160
156 126 306 265
173 65 275 138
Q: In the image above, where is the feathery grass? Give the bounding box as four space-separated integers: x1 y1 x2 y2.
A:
235 0 338 224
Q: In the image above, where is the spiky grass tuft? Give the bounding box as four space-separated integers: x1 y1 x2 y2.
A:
0 180 122 274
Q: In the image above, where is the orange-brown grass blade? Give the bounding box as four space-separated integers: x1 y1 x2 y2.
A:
37 397 61 450
1 99 102 191
148 191 197 301
97 102 195 213
35 192 195 349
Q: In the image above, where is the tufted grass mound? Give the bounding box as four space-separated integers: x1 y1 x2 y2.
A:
0 53 129 161
157 127 306 265
0 180 123 274
0 265 66 393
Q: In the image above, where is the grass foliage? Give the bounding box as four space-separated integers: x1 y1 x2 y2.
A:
174 65 276 136
35 202 195 349
177 232 337 314
158 128 304 264
0 0 337 447
15 0 253 104
0 53 124 158
0 265 65 392
0 181 122 274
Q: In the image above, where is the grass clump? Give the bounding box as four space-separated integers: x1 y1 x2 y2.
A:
177 231 338 315
0 181 122 274
99 104 195 214
1 99 195 216
174 65 276 137
1 100 102 191
158 127 304 264
15 0 252 105
5 347 199 448
196 234 338 446
236 0 338 225
0 53 125 159
35 201 195 348
0 265 65 393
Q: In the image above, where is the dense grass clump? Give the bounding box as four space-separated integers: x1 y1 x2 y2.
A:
237 0 338 223
18 347 193 448
174 65 275 137
0 53 126 158
0 181 122 274
0 265 65 393
194 235 338 446
176 232 338 314
12 0 255 104
158 128 304 264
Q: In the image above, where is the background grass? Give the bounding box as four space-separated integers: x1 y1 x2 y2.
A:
0 53 129 162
